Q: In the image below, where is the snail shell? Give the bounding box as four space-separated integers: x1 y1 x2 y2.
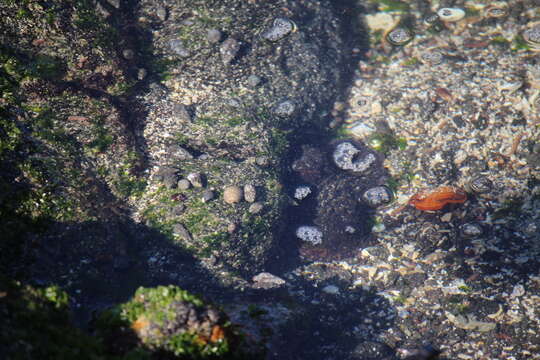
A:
437 8 465 22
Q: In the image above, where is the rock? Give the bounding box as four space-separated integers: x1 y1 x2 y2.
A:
294 186 311 200
173 223 192 241
248 202 263 214
332 141 376 173
207 29 222 43
163 172 178 189
167 145 193 161
247 74 262 87
255 156 269 166
273 99 296 117
322 285 339 295
137 68 147 80
187 172 203 188
361 186 393 207
169 39 190 58
173 103 192 122
107 0 120 9
252 272 286 289
261 17 295 42
201 189 214 203
243 184 256 203
223 185 243 204
156 6 167 21
295 225 323 245
122 49 135 60
220 38 241 65
177 179 191 190
461 223 483 238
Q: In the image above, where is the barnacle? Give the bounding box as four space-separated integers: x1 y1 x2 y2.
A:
408 186 467 211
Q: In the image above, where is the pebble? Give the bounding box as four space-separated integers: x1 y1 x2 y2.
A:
167 145 193 160
256 156 269 166
122 49 135 60
361 186 393 207
163 172 178 189
223 185 243 204
156 6 167 21
322 285 340 295
437 8 465 22
173 103 192 122
261 17 295 42
169 39 190 58
248 202 263 214
469 176 492 194
273 99 296 116
173 223 192 241
207 29 222 44
201 189 214 203
252 272 286 289
243 184 256 203
137 68 147 80
187 172 203 188
247 74 262 87
294 186 311 200
177 179 191 190
460 223 483 238
220 38 241 65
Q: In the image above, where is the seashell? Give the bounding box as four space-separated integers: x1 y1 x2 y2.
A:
522 24 540 51
484 2 509 19
385 27 414 46
468 176 492 194
408 186 467 211
437 8 465 22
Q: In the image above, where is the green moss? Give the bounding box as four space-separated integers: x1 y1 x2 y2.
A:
369 0 409 12
402 57 419 66
368 132 407 155
511 35 531 52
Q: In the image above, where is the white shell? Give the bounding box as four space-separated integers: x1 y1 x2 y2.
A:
437 8 465 22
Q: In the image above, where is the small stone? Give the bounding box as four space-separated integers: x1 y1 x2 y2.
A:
173 223 192 241
163 172 178 189
227 223 237 233
187 172 203 188
273 99 296 116
122 49 135 60
468 176 492 194
322 285 340 295
386 27 414 46
247 74 262 87
252 272 286 289
248 202 263 214
294 186 311 200
168 145 193 161
440 212 452 222
361 186 393 207
256 156 269 166
107 0 120 8
461 223 483 238
156 6 167 21
177 179 191 190
295 225 322 245
220 38 241 65
345 226 356 234
137 68 147 80
201 189 214 203
244 184 256 203
261 17 295 42
173 103 192 122
207 29 222 43
223 185 243 204
169 39 190 58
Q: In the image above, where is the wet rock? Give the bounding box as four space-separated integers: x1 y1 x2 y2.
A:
295 225 323 245
167 145 193 161
461 223 483 238
332 141 376 174
273 99 296 117
223 185 243 204
207 29 222 44
361 186 393 207
201 189 214 203
294 185 311 200
187 172 203 188
243 184 256 203
156 6 167 21
163 172 179 189
252 272 286 289
261 17 295 42
177 179 191 190
169 39 190 58
122 49 135 60
220 38 241 65
247 74 262 87
173 223 192 241
292 146 326 184
248 202 263 214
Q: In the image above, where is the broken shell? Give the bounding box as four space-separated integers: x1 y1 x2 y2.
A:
522 24 540 51
437 8 465 22
484 2 509 19
385 27 414 46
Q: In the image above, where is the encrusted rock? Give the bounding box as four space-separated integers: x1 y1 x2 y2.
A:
223 185 243 204
243 184 256 203
177 179 191 190
187 172 203 188
273 99 296 117
220 38 241 65
361 186 393 207
207 29 222 44
333 141 376 173
167 145 193 161
252 272 286 289
296 226 323 245
261 17 296 42
294 186 311 200
248 202 263 214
